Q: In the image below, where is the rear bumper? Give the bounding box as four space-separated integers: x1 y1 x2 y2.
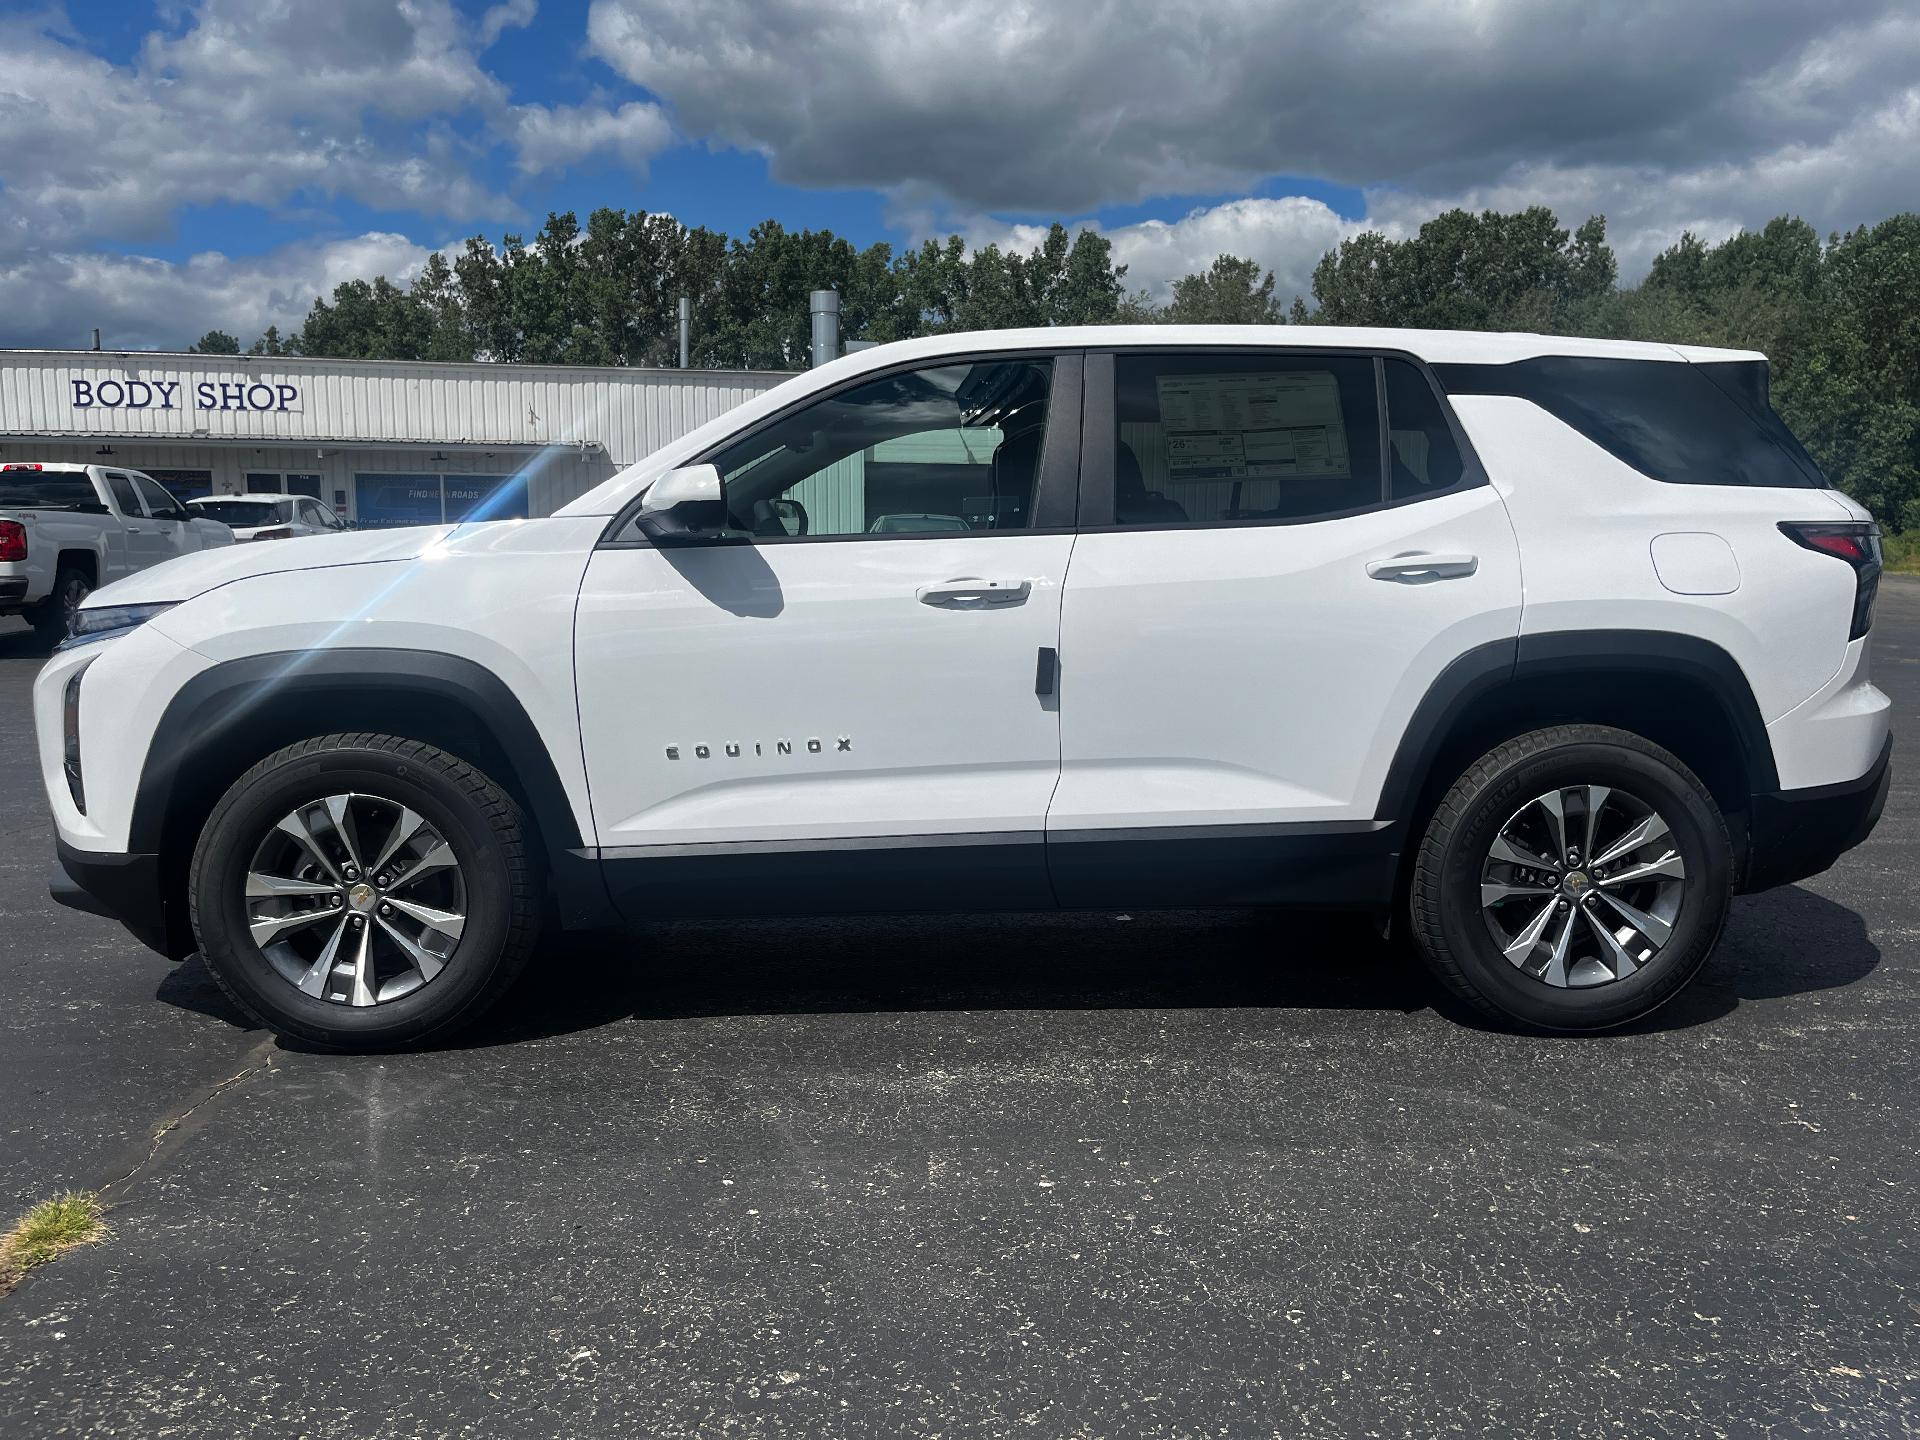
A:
50 840 185 957
1741 734 1892 893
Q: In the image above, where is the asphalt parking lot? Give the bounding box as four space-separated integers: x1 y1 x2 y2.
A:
1 584 1916 1438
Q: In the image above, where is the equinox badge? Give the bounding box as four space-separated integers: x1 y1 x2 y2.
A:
666 737 852 760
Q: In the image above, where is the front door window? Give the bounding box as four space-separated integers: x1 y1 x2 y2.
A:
708 358 1055 538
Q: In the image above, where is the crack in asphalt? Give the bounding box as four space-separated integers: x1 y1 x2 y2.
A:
95 1037 280 1206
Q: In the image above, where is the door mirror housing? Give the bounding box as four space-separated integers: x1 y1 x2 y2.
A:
635 464 732 545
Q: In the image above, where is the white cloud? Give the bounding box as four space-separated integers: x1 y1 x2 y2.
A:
592 0 1920 285
1101 198 1371 303
480 0 538 47
0 233 436 352
511 100 674 176
0 0 518 251
587 0 1917 210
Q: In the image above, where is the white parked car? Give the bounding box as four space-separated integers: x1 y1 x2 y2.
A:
186 492 347 542
0 462 233 641
36 327 1891 1049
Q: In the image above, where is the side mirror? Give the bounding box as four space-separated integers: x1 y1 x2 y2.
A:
635 463 731 545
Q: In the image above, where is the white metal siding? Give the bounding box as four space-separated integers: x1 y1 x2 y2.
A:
0 350 792 515
0 351 788 465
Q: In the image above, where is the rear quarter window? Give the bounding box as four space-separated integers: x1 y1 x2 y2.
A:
1435 356 1827 489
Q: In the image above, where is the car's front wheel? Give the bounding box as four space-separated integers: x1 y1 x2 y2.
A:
190 733 541 1050
1409 725 1733 1031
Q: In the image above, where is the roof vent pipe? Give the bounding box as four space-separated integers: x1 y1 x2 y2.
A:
678 296 690 369
809 290 840 369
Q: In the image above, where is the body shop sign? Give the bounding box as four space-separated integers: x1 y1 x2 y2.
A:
71 375 299 413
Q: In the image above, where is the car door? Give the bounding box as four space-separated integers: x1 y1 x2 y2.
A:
118 472 180 572
575 351 1081 917
1048 348 1524 907
97 470 150 578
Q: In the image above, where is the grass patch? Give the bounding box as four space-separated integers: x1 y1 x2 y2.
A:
0 1191 107 1296
1884 531 1920 575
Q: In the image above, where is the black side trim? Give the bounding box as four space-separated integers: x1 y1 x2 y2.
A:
597 831 1043 860
52 841 180 957
1047 822 1399 910
1742 735 1891 893
600 832 1054 919
131 649 607 932
1373 636 1519 826
1372 628 1779 830
1513 630 1778 792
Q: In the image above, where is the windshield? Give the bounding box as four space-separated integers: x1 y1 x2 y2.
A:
0 472 104 510
190 500 286 526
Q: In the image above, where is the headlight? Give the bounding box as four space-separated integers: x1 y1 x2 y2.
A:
59 602 177 648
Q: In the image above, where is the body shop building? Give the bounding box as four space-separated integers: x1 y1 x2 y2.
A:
0 350 788 525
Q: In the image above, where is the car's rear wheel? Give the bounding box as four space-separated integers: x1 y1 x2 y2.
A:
32 567 91 644
1409 725 1732 1031
190 733 541 1050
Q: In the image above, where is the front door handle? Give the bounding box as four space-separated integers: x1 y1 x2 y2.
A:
917 578 1032 609
1366 552 1478 581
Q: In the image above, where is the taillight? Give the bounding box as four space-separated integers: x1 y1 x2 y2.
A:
0 520 25 562
1780 521 1883 640
247 527 294 542
1 462 44 471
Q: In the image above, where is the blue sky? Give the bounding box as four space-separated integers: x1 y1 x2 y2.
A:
0 0 1914 350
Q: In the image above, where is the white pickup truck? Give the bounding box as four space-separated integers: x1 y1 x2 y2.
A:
0 462 233 642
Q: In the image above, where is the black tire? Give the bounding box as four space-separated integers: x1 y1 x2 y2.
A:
32 566 90 644
1409 725 1732 1032
189 733 542 1050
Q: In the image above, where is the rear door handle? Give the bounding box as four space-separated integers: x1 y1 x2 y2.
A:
917 577 1033 608
1366 552 1478 581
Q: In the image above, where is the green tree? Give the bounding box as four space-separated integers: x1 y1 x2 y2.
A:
247 325 294 357
408 253 473 363
1312 208 1616 332
1163 255 1282 324
189 329 241 354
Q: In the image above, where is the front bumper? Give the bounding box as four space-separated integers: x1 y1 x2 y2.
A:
1741 734 1893 893
50 840 188 958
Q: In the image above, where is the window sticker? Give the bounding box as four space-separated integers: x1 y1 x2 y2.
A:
1155 371 1350 480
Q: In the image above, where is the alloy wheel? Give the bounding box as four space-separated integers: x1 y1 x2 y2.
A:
1478 783 1688 989
60 577 90 634
243 793 467 1006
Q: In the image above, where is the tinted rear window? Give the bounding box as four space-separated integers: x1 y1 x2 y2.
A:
190 500 285 525
1436 356 1827 489
0 472 103 509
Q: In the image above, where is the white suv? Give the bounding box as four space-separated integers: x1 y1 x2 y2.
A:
36 327 1892 1048
186 492 348 542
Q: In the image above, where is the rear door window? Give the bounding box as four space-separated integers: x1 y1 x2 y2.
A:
1110 352 1383 525
104 471 142 515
